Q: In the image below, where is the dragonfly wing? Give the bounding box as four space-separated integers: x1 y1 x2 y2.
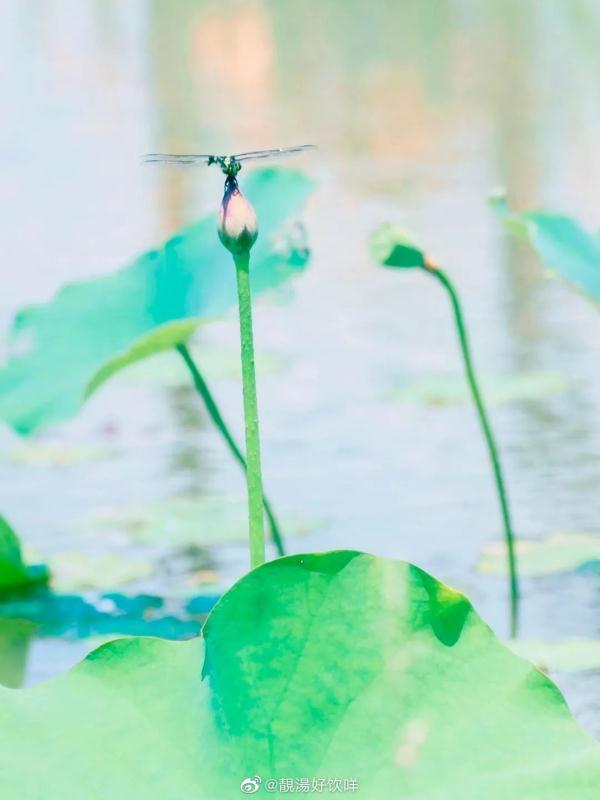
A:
234 145 317 162
142 154 215 165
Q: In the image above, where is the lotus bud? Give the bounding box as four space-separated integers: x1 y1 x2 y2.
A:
218 176 258 255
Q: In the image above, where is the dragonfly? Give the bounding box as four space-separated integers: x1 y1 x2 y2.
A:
143 144 316 178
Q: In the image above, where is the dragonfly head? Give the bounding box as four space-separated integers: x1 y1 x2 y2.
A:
211 155 242 178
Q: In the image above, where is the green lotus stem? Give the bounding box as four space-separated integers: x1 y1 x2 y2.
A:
175 342 285 557
216 174 265 568
427 265 520 638
233 251 266 568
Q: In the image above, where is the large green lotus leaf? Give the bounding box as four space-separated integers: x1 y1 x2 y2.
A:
0 517 49 593
490 195 600 301
0 551 598 798
479 532 600 576
0 169 313 435
85 319 200 397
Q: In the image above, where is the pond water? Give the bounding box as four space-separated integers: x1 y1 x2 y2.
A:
0 1 599 735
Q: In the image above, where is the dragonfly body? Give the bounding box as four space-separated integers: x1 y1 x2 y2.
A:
143 145 315 177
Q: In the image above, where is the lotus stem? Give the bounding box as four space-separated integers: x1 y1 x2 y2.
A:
233 251 266 568
426 264 520 638
175 342 285 557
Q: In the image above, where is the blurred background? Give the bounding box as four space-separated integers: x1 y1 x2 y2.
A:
0 0 599 733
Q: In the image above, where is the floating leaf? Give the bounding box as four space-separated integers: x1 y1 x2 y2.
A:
89 495 318 547
490 194 600 301
509 639 600 674
369 224 427 268
8 442 115 467
48 551 154 591
185 594 221 616
115 344 286 388
0 517 49 594
0 591 201 640
478 533 600 577
391 370 568 406
0 552 598 797
0 169 314 435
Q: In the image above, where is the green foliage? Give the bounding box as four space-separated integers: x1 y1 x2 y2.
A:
0 517 48 594
490 194 600 301
479 533 600 577
371 225 520 636
0 169 314 435
369 224 427 268
0 552 598 798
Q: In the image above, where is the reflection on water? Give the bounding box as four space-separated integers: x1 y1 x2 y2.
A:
0 0 599 733
0 619 35 689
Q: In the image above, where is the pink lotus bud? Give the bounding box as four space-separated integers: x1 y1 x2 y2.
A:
218 177 258 255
